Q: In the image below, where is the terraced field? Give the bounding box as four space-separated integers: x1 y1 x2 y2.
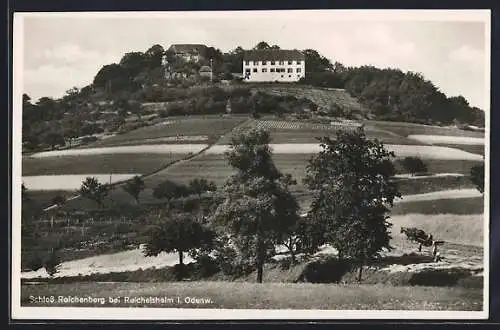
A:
364 120 485 139
391 197 484 216
85 116 247 148
23 153 188 176
218 119 419 145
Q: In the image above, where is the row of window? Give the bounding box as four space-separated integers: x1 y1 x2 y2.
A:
248 68 302 73
244 60 303 66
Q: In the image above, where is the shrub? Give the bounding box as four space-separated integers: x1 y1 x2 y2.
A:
24 253 45 272
152 180 191 201
44 249 61 277
470 163 484 193
80 136 98 144
51 195 66 206
401 156 428 175
192 254 220 278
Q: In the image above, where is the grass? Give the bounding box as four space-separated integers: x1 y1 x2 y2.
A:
147 154 478 193
393 159 482 175
389 213 484 247
218 119 418 145
365 120 485 138
24 190 76 211
395 176 476 196
391 197 484 216
434 144 485 156
88 117 246 148
20 281 482 310
22 153 187 176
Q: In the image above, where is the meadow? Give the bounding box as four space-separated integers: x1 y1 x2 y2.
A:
19 116 486 306
87 116 247 148
433 144 485 156
22 153 188 176
146 153 478 192
388 213 483 247
21 281 482 310
218 119 420 145
364 120 485 138
391 197 484 216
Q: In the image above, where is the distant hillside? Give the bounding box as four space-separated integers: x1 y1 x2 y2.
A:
244 84 369 119
22 41 485 152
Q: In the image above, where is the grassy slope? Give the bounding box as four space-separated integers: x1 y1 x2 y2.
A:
218 119 419 145
22 153 187 176
148 153 478 191
21 281 482 310
87 116 246 148
393 159 482 175
364 120 485 138
434 144 485 156
389 213 484 247
391 197 484 216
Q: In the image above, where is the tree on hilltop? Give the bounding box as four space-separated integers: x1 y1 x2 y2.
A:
304 128 401 281
145 44 165 68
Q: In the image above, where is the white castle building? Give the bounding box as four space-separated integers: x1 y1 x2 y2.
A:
242 49 306 83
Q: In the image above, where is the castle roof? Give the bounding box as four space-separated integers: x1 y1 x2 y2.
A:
243 49 305 61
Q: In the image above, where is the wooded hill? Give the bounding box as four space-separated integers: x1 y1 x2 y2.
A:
22 41 485 150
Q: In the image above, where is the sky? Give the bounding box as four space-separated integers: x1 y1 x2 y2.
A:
17 10 490 110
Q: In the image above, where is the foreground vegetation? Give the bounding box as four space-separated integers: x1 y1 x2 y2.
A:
21 281 482 310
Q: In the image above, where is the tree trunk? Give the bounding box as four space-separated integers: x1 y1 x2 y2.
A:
289 238 296 263
357 265 363 282
418 244 422 252
256 239 264 283
178 250 184 266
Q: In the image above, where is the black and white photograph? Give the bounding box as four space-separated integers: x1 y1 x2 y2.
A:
11 9 490 320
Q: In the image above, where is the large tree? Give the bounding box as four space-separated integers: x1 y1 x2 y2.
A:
153 179 191 201
304 128 401 281
78 177 110 208
122 176 146 204
303 49 334 73
145 44 165 68
93 63 135 94
144 212 215 278
210 128 300 283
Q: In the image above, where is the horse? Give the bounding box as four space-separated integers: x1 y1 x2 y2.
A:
400 227 434 252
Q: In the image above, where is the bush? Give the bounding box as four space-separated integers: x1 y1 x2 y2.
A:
401 156 428 175
80 136 98 144
51 195 66 206
193 254 220 278
152 180 191 200
44 249 61 277
470 163 484 193
229 87 251 98
24 253 45 272
211 238 254 277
